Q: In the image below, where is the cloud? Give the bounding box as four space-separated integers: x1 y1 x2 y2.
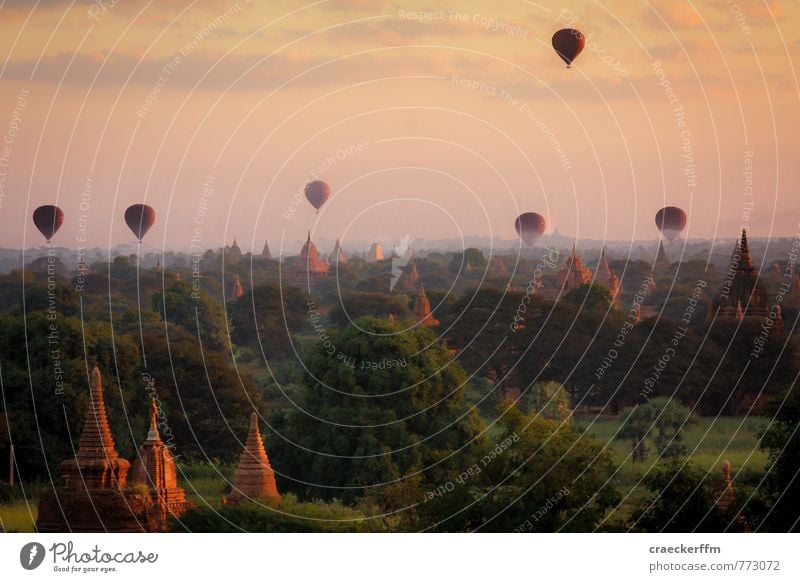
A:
642 4 704 29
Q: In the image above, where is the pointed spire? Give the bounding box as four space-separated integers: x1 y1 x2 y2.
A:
131 397 188 524
735 301 744 320
232 275 244 299
78 367 120 462
739 229 754 269
261 240 272 259
654 240 670 271
60 367 130 490
413 284 439 327
229 413 281 504
145 399 160 443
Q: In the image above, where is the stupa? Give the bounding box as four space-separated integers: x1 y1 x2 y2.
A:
394 257 420 293
558 245 592 292
709 230 771 321
413 284 439 327
366 242 384 262
37 367 156 532
261 240 272 260
231 275 244 299
290 232 329 287
226 237 242 265
330 238 348 264
130 400 188 528
595 248 621 307
653 240 670 272
716 460 749 531
228 413 281 504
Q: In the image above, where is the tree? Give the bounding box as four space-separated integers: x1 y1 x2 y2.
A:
522 381 571 421
564 283 612 311
269 316 485 504
418 405 620 532
617 397 694 462
630 460 735 532
758 385 800 531
152 280 228 351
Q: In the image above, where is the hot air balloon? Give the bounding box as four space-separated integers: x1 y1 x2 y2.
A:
33 205 64 242
124 204 156 242
304 181 330 213
655 206 687 242
515 212 547 247
552 28 585 68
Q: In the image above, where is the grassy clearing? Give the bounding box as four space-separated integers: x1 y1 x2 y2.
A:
0 500 37 533
574 416 768 526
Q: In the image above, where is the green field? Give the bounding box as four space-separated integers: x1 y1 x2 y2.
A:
575 415 769 527
0 417 769 532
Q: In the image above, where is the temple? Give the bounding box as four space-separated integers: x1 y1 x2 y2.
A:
231 275 244 299
261 240 272 260
37 368 157 532
413 284 439 327
594 248 621 307
709 230 772 321
558 245 592 292
228 413 281 505
289 232 329 287
653 240 670 272
130 400 188 529
716 460 749 531
366 242 384 262
330 238 348 265
226 237 242 265
394 257 420 293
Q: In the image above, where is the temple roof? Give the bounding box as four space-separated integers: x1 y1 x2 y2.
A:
229 413 281 504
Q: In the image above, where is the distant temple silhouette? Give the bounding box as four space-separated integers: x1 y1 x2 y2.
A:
226 237 242 265
261 240 272 260
330 238 348 265
289 232 329 287
653 240 670 272
231 275 244 299
366 242 384 262
414 284 439 327
708 229 775 322
594 248 621 307
558 245 592 292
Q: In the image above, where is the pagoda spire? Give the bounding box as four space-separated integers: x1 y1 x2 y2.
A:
413 284 439 327
229 413 281 504
654 240 670 271
739 229 754 269
60 367 130 490
232 275 244 299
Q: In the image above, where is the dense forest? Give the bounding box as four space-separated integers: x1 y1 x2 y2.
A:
1 242 798 532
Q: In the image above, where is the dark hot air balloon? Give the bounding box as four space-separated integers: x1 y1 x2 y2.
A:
304 181 330 213
33 205 64 242
655 206 687 242
515 212 547 247
552 28 585 68
124 204 156 242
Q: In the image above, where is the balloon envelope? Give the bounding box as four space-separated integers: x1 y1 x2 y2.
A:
655 206 687 241
515 213 547 247
552 28 585 68
124 204 156 241
304 181 330 212
33 205 64 241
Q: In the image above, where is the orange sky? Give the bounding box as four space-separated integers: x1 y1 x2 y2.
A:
0 0 797 252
